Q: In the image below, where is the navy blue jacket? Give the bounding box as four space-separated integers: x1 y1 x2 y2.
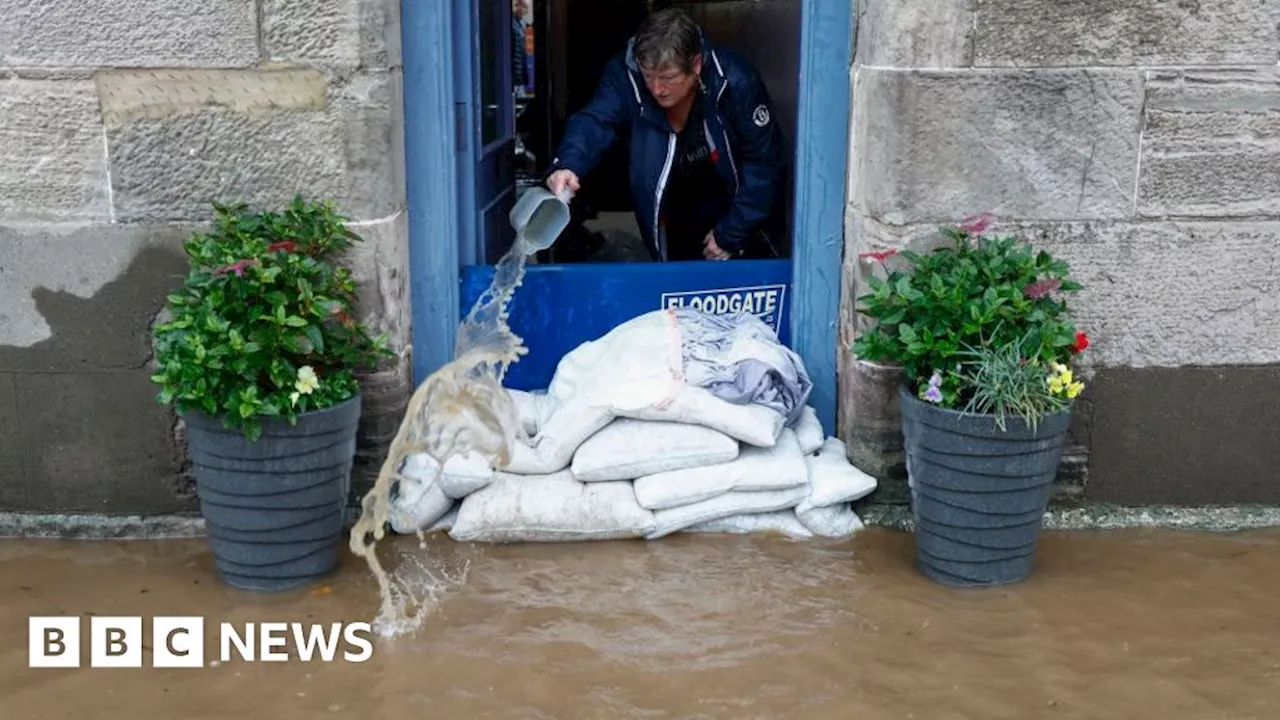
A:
548 33 786 259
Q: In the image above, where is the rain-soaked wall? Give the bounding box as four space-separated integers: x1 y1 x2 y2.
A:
841 0 1280 505
0 0 410 513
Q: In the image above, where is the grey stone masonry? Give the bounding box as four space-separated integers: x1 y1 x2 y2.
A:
0 0 410 515
844 0 1280 505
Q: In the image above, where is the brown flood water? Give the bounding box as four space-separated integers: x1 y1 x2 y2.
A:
2 526 1278 719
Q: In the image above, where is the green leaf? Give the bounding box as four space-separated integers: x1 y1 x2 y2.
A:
898 324 918 344
304 325 325 353
283 315 308 327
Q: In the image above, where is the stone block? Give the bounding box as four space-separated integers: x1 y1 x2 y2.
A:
263 0 402 70
104 69 401 222
846 218 1280 368
1086 365 1280 505
0 224 191 369
1137 69 1280 218
344 212 410 350
13 370 191 514
856 0 973 68
0 0 259 68
0 373 25 509
853 68 1144 224
0 78 110 222
973 0 1279 67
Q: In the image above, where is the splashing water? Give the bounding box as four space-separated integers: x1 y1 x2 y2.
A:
348 233 540 636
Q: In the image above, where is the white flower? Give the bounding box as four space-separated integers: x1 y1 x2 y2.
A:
295 365 320 395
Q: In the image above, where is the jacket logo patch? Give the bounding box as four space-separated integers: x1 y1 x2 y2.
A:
752 104 770 127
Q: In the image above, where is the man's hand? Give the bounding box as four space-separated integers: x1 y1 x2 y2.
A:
703 231 731 260
547 169 580 198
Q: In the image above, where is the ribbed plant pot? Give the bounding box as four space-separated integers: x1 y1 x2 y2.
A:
900 386 1071 588
182 394 361 592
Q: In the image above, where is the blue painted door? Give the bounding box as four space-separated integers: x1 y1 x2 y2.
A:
456 0 518 266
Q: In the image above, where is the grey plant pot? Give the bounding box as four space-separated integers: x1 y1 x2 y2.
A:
899 385 1071 588
183 394 361 592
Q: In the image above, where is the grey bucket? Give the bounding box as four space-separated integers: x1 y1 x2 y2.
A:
900 386 1071 588
183 395 361 592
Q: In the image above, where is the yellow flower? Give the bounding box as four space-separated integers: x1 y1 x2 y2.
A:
1048 376 1065 394
1051 362 1068 375
1066 381 1084 399
290 391 301 407
295 365 320 395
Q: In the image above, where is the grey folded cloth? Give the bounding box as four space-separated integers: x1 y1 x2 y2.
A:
672 308 813 424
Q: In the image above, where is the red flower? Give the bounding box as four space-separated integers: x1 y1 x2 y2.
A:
267 240 297 253
1071 331 1090 354
214 258 259 277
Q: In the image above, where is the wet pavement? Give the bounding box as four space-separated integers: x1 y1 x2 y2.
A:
3 526 1279 719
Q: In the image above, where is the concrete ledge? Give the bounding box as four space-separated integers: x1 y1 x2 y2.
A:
858 503 1280 533
5 504 1280 540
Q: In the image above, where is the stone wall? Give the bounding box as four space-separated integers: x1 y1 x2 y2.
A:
842 0 1280 505
0 0 409 514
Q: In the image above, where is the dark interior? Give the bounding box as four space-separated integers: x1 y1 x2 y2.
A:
513 0 802 264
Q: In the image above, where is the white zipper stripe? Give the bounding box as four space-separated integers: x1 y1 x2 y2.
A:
626 73 643 105
653 132 677 259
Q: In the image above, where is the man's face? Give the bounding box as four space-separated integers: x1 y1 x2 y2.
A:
513 0 527 18
641 55 702 109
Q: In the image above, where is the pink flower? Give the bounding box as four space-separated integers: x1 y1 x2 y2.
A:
1023 278 1062 299
858 249 899 263
959 212 994 234
214 259 259 277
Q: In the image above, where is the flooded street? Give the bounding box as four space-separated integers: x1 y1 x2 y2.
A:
3 526 1278 719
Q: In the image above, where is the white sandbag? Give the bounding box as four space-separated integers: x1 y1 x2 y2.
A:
646 486 809 539
507 389 545 438
394 450 495 500
546 310 683 407
506 396 615 475
633 428 808 510
796 503 865 538
449 471 656 542
801 437 878 508
621 385 785 448
506 382 783 476
426 506 458 533
792 406 824 455
571 418 739 482
683 511 814 539
388 454 456 534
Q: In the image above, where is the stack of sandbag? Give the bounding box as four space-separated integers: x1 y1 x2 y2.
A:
385 309 879 542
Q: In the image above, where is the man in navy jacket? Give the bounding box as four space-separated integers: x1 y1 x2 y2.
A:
545 9 787 262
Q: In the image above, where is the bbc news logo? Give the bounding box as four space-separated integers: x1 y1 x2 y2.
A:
29 616 374 668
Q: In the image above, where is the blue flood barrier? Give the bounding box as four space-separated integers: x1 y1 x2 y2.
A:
460 260 792 391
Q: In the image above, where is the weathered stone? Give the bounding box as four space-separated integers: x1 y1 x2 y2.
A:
344 212 410 350
14 370 191 514
856 0 973 68
845 218 1280 367
1087 365 1280 505
0 224 192 360
973 0 1279 67
0 0 259 68
106 70 401 222
853 68 1144 224
263 0 402 70
0 78 110 221
96 69 329 126
1137 69 1280 218
0 373 24 509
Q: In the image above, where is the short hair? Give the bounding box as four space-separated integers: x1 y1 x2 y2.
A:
633 9 702 73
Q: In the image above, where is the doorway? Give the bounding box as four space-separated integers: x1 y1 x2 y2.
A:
401 0 853 431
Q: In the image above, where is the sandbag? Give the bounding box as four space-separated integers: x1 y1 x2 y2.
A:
800 437 878 508
646 486 809 540
683 511 814 539
633 428 808 510
387 454 456 534
506 383 783 476
795 503 865 538
426 506 458 533
792 406 824 455
449 471 656 542
571 418 739 482
507 389 546 438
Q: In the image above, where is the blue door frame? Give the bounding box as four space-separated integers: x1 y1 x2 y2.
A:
401 0 854 433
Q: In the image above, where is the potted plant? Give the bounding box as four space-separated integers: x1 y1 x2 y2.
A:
851 214 1090 587
151 197 391 591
